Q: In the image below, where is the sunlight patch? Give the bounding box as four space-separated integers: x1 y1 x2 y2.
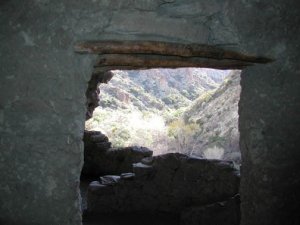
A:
203 146 225 160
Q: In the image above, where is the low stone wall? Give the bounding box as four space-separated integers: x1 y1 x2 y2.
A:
87 153 240 215
81 130 153 178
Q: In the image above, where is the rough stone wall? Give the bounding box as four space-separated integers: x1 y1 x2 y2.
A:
87 153 240 214
0 0 299 225
228 1 300 224
0 1 97 224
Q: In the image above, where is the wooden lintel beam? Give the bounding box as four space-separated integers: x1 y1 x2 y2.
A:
93 66 140 73
94 54 253 70
75 40 273 64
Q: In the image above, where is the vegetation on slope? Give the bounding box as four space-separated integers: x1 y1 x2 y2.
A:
182 70 241 163
85 68 241 163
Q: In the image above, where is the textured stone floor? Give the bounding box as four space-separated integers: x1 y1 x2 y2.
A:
82 213 180 225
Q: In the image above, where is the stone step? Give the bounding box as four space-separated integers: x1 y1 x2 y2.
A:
132 162 154 177
120 173 135 180
141 156 154 165
100 175 121 186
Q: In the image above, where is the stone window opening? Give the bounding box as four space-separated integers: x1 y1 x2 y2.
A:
75 40 272 225
85 68 241 159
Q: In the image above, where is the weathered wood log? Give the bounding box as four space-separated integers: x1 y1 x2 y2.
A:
93 66 140 74
94 54 253 70
75 40 273 64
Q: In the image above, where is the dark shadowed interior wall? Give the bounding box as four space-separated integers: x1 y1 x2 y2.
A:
0 0 299 225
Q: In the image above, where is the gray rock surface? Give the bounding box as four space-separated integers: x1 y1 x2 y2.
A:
0 0 299 225
87 153 240 214
227 1 300 225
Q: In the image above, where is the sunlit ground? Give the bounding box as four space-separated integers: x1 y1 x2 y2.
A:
85 108 170 155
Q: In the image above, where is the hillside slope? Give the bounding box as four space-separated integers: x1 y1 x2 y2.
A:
183 70 241 163
98 68 230 111
86 68 241 164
